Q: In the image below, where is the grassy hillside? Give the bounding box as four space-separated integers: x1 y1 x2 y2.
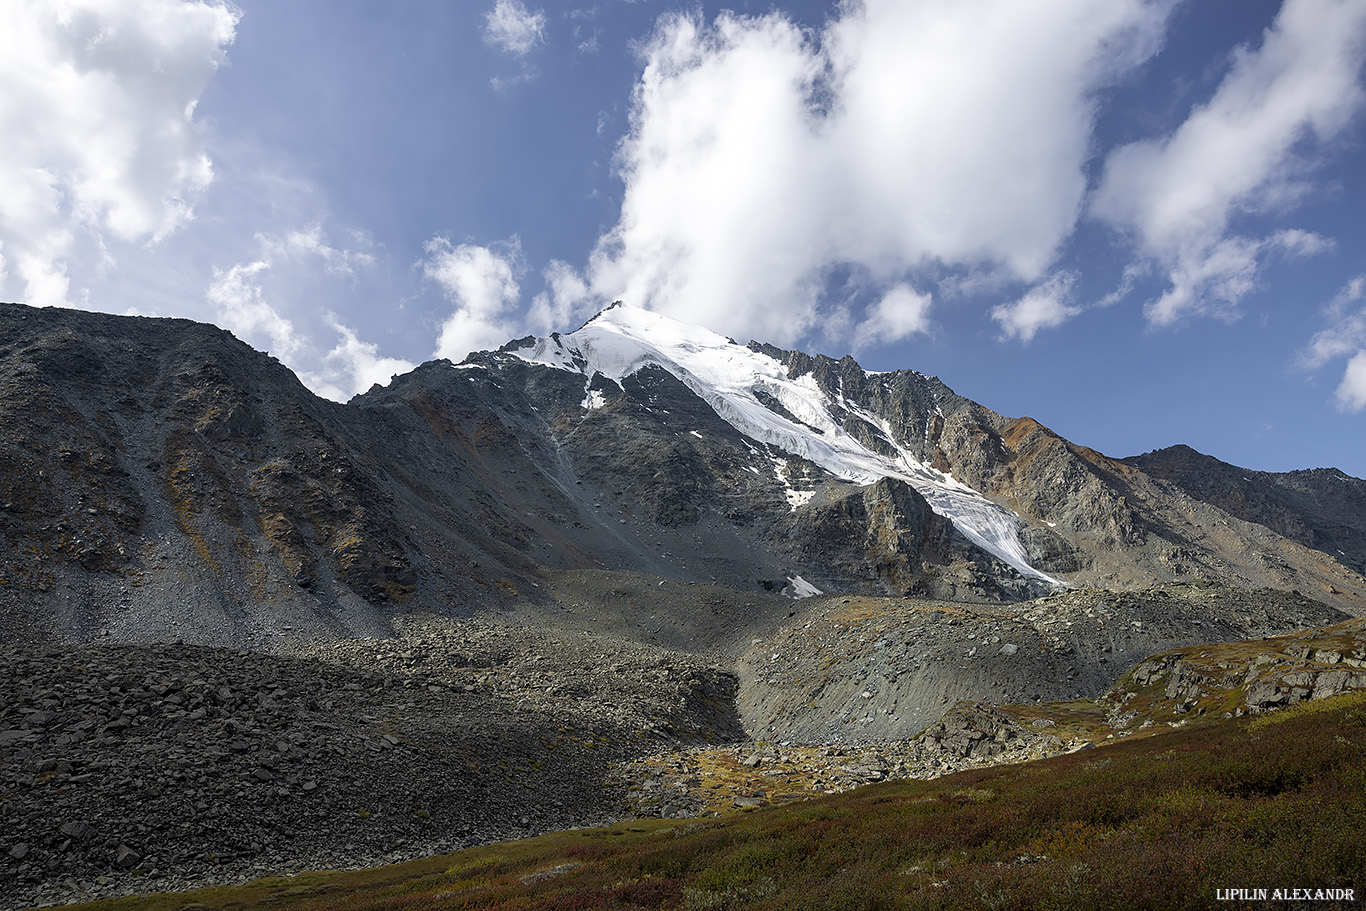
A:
59 690 1366 911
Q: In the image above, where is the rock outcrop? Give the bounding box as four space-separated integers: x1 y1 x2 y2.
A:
1104 617 1366 727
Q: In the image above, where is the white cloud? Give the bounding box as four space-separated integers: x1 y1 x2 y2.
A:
1092 0 1366 325
1147 230 1332 326
1299 275 1366 413
1301 275 1366 367
0 0 238 307
587 0 1169 347
259 225 375 278
484 0 545 56
301 317 417 402
207 260 304 359
992 272 1082 343
423 237 524 360
853 283 933 351
528 259 596 334
207 227 411 401
1337 351 1366 412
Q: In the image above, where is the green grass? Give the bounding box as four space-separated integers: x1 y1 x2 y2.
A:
58 691 1366 911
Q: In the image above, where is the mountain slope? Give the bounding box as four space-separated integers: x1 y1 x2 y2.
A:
0 303 549 647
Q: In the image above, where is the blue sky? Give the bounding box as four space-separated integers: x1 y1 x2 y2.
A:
3 0 1366 478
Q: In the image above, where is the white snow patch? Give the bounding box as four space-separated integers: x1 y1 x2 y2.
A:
514 304 1056 582
771 456 814 511
581 382 606 411
786 576 823 599
689 430 703 438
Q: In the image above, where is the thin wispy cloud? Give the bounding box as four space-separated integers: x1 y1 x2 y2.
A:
207 259 303 360
1091 0 1366 327
1301 275 1366 412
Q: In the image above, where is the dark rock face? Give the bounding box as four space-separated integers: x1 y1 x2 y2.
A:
771 478 1032 602
753 344 1366 610
0 304 535 649
1125 444 1366 576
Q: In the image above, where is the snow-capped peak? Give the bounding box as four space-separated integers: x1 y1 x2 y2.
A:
511 304 1056 583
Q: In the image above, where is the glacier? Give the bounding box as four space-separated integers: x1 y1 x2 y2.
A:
510 304 1059 584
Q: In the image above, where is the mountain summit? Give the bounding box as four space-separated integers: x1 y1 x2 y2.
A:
509 303 1053 582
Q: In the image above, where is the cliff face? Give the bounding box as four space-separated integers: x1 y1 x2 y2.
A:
0 303 547 647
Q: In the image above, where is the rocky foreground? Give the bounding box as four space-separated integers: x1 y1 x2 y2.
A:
3 587 1363 909
0 614 740 910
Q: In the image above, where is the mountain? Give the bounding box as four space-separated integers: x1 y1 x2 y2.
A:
5 298 1366 908
2 299 1365 651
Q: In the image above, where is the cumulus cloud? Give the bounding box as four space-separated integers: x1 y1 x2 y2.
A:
207 227 411 401
992 272 1082 343
528 259 595 334
853 283 933 351
0 0 238 307
588 0 1170 346
423 237 525 360
1092 0 1366 325
1338 352 1366 412
484 0 545 56
301 317 417 403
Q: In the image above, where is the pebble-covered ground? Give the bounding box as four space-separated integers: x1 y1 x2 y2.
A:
0 614 741 910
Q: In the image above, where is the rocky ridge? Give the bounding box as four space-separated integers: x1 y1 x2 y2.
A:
1104 615 1366 726
1126 444 1366 576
